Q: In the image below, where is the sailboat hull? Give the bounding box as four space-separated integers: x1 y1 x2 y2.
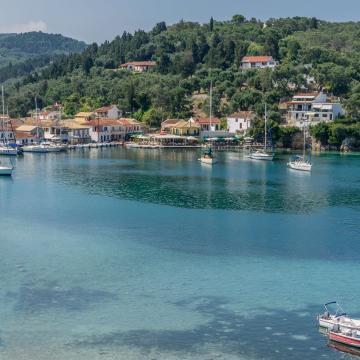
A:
287 161 312 171
0 166 13 175
250 152 274 161
199 157 217 165
0 147 18 156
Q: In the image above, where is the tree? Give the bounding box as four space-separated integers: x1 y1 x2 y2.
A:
232 14 246 25
210 17 214 32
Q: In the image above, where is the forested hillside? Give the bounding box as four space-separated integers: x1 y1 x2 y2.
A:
0 32 87 78
4 16 360 140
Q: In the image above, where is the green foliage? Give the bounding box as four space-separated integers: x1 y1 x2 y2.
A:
4 15 360 126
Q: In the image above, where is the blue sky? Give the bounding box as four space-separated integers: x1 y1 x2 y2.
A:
0 0 359 43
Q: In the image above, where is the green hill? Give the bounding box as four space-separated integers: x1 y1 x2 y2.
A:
0 31 87 82
4 16 360 142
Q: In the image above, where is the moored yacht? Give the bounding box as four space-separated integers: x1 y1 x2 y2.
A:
249 105 274 161
199 147 217 165
287 121 312 171
0 160 13 176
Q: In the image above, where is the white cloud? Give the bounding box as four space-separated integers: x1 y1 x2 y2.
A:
0 20 48 33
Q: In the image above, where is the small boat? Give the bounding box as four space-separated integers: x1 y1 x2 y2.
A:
329 327 360 348
287 156 312 171
0 160 13 176
318 302 360 331
199 147 217 165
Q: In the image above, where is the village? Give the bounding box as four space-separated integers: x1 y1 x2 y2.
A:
0 69 344 152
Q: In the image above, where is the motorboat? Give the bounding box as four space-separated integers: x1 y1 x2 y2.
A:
318 302 360 331
329 326 360 348
249 150 274 161
0 160 13 176
199 147 217 165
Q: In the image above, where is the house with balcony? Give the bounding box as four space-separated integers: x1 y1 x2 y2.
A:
168 118 200 136
120 61 156 72
240 56 278 70
95 105 122 119
287 92 344 128
86 119 125 142
227 111 255 135
65 122 91 144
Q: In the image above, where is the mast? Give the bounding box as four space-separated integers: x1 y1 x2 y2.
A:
1 86 5 144
303 123 306 159
264 103 267 151
209 78 213 132
35 96 40 141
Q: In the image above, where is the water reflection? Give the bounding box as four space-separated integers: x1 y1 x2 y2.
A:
48 149 360 214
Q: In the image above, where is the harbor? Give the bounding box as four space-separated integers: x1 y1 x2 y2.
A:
0 148 359 359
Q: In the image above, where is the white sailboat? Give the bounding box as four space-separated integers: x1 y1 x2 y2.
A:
199 74 217 165
287 121 312 172
250 105 274 161
0 86 18 156
22 97 61 153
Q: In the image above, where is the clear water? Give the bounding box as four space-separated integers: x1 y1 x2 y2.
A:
0 149 359 360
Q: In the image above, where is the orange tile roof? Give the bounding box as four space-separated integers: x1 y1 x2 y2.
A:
120 61 156 67
196 117 221 124
242 56 273 63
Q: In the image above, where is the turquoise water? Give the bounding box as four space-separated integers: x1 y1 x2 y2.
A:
0 149 359 359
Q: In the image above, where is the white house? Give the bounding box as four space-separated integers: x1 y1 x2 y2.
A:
120 61 156 72
43 125 69 142
227 111 255 134
15 125 44 138
95 105 122 119
287 92 344 128
87 119 125 142
15 132 38 145
240 56 278 70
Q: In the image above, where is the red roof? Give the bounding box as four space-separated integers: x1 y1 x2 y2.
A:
120 61 156 67
95 106 113 113
294 92 319 97
15 131 36 139
196 117 221 125
242 56 273 63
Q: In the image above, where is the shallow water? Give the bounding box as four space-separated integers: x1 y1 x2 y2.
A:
0 148 359 359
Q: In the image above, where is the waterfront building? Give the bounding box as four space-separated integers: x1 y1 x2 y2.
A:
74 112 96 123
95 105 122 119
161 119 182 133
240 56 278 70
15 131 38 145
169 118 200 136
86 118 144 142
87 119 125 142
0 126 15 143
43 123 69 142
65 122 91 144
120 61 156 72
15 125 44 138
227 111 255 135
287 92 344 128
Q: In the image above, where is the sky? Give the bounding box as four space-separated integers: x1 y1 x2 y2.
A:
0 0 359 43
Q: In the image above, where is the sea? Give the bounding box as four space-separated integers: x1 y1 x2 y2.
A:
0 148 359 359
